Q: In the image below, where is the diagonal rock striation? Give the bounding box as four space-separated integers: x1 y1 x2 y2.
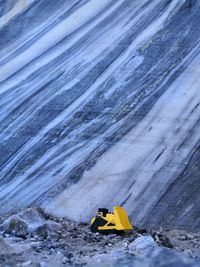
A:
0 0 200 230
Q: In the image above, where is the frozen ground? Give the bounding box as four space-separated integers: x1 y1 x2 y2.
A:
0 208 199 267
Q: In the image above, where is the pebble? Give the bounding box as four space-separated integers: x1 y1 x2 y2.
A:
40 261 47 267
21 261 32 267
66 252 73 259
124 242 128 248
186 234 194 240
62 257 68 264
178 235 186 241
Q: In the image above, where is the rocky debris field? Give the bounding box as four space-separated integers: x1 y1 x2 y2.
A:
0 208 199 267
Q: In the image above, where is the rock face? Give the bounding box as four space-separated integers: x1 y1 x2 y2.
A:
0 1 200 230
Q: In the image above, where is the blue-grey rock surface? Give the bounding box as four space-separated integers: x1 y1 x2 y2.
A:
0 0 200 230
0 208 199 267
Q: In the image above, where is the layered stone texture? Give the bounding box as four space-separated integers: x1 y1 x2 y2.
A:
0 0 200 230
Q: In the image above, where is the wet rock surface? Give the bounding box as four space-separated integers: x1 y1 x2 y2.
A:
0 208 199 267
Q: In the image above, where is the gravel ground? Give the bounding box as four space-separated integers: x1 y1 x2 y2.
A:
0 208 199 267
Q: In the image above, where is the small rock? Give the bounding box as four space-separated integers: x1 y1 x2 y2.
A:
21 260 32 267
0 215 29 238
178 235 186 241
40 261 47 267
65 252 73 259
62 256 68 264
34 224 48 239
137 228 147 234
128 235 158 256
186 234 194 240
153 233 173 248
124 242 128 248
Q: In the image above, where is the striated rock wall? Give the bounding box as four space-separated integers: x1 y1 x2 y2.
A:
0 0 200 230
